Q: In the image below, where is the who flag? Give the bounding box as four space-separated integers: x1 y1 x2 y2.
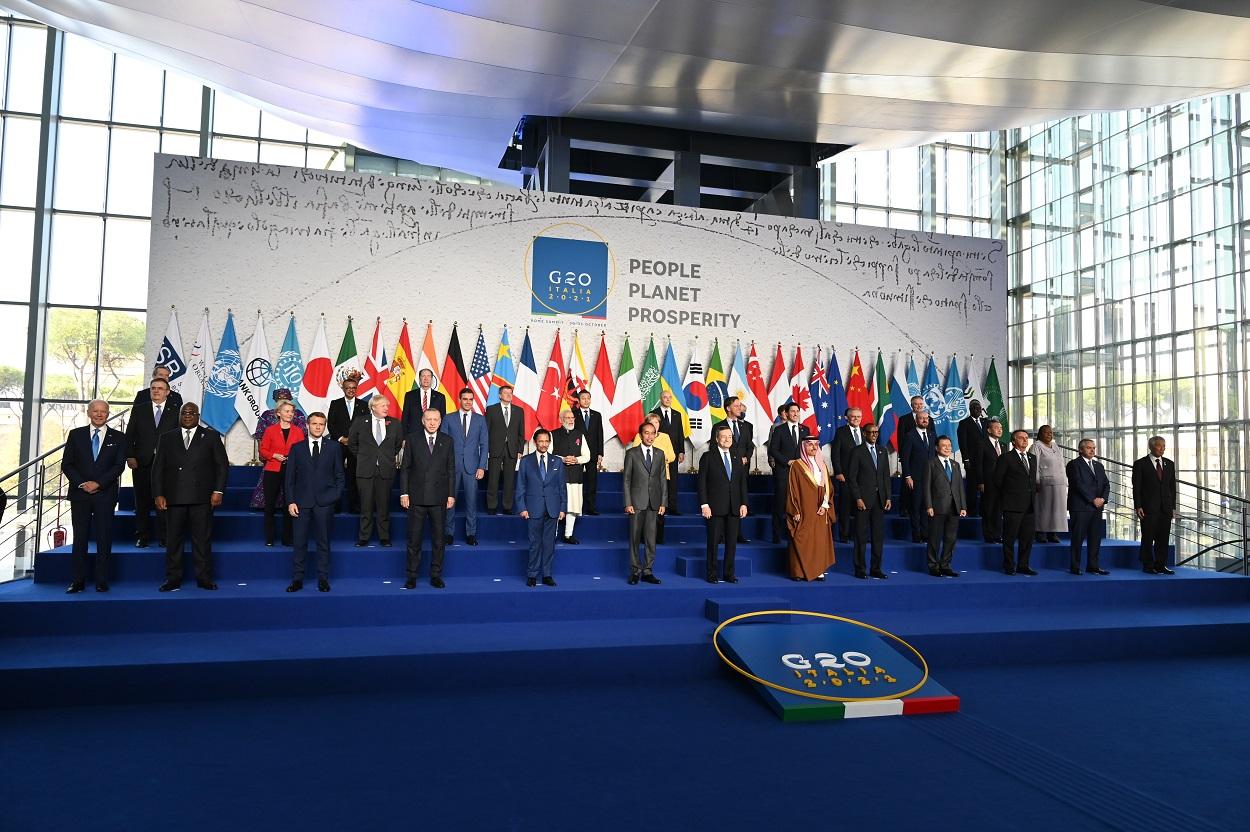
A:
270 315 304 409
944 356 970 453
906 355 921 400
234 312 272 434
487 326 516 407
158 308 192 405
469 328 493 414
201 311 241 433
682 348 709 446
298 316 333 416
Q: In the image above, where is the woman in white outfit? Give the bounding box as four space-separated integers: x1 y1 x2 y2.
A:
552 409 591 544
1029 424 1068 544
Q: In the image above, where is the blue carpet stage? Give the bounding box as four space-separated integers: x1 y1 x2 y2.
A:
3 467 1249 830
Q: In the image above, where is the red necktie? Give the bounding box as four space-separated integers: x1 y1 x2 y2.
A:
1155 458 1163 481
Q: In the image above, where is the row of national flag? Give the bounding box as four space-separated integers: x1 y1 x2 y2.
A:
157 309 1008 452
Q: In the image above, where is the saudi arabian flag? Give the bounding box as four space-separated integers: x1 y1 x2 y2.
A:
639 336 661 413
331 317 361 400
705 339 728 423
983 356 1007 442
872 350 890 426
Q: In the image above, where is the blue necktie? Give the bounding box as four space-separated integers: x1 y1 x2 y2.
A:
944 459 952 481
540 454 546 481
91 429 100 460
723 452 731 479
869 445 877 467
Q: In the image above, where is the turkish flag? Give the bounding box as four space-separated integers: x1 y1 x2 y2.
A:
537 330 567 431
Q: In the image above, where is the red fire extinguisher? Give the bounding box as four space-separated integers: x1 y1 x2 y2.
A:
50 524 67 549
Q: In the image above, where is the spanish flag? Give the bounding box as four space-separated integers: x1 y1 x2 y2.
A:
385 320 416 417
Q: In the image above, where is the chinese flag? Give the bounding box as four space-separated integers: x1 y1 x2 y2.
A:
845 349 875 425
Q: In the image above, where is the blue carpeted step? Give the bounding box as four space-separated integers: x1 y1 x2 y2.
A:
703 596 792 623
674 555 754 578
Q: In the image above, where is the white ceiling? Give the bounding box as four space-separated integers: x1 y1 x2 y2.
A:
11 1 1250 184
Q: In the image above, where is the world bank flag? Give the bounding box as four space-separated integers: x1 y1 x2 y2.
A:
201 311 242 433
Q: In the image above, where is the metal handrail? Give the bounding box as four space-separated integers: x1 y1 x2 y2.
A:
1056 442 1250 508
1176 538 1249 567
0 406 131 487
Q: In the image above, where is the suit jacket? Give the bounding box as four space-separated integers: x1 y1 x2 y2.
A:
1132 455 1176 514
132 387 183 414
124 399 181 465
284 437 344 508
710 418 753 461
967 432 1004 488
401 388 447 437
514 452 567 518
260 423 305 473
899 425 938 481
485 402 526 460
957 416 990 464
697 448 748 516
399 430 456 505
348 416 403 480
622 444 667 511
650 407 686 458
573 407 605 458
993 448 1037 513
845 442 892 508
897 412 920 442
924 456 966 514
326 396 369 444
830 424 867 477
152 425 229 505
767 421 811 470
62 425 128 502
1067 456 1110 513
441 410 489 474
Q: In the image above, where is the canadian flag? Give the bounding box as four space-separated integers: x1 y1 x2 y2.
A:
537 330 567 431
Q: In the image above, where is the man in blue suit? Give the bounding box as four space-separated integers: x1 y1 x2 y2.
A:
61 399 128 593
441 387 489 546
514 428 566 587
285 411 344 592
1066 438 1111 575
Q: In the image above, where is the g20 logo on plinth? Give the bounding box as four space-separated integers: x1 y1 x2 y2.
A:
526 224 615 320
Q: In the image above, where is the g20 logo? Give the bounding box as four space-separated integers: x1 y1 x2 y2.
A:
780 652 872 670
528 227 612 320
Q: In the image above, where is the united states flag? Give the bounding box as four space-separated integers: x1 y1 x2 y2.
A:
469 329 493 414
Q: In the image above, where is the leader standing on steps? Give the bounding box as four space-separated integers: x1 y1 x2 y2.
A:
785 436 836 581
153 402 228 591
400 408 456 589
515 429 566 587
698 424 748 583
62 400 127 593
284 412 344 593
622 420 667 585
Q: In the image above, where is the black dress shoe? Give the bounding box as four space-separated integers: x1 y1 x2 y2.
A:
1157 566 1175 575
431 577 446 588
444 534 454 545
1069 568 1083 576
940 568 960 578
1003 568 1016 576
158 581 180 592
911 535 924 543
527 577 537 587
564 536 579 545
135 540 149 549
1034 534 1046 544
628 574 640 585
1142 566 1158 574
723 576 738 583
380 539 391 547
1018 568 1038 576
403 578 416 590
737 535 751 544
198 580 218 590
1090 567 1110 575
706 575 718 584
65 583 85 594
355 540 367 548
641 573 661 584
466 535 478 546
1048 533 1061 543
870 570 889 580
542 576 557 587
318 580 331 592
287 580 304 592
928 568 941 577
854 571 867 579
585 510 600 516
95 582 109 592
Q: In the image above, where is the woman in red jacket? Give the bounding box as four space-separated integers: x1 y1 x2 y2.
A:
260 400 304 546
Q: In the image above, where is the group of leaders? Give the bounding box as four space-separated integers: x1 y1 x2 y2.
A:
60 363 1180 593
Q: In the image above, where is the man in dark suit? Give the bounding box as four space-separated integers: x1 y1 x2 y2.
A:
401 368 447 435
957 400 990 516
622 420 667 584
993 429 1038 575
485 384 525 515
348 395 402 547
399 408 456 589
973 420 1005 542
130 364 183 413
514 429 566 587
898 411 937 542
284 411 344 592
651 390 686 515
767 402 810 543
62 400 127 593
153 402 228 591
574 389 604 515
845 423 892 580
1067 438 1111 575
441 387 489 546
124 377 179 548
711 396 754 544
830 406 867 542
924 436 967 578
1132 435 1177 575
327 373 368 512
698 424 748 583
895 396 926 441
